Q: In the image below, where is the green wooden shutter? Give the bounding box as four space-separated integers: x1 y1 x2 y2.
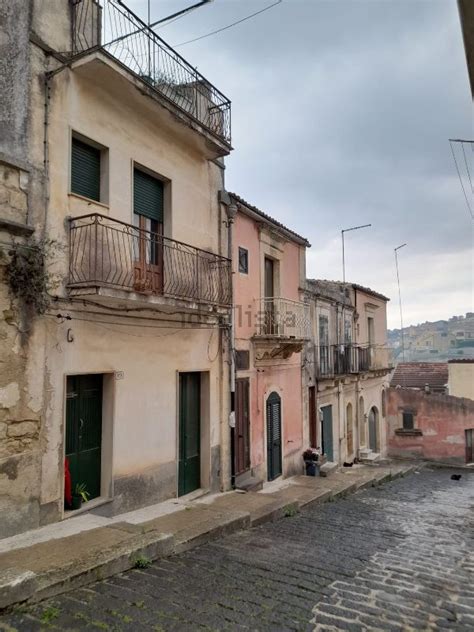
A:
71 137 101 201
134 168 164 223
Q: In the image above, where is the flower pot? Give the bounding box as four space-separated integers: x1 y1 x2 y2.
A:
304 460 317 476
71 495 82 510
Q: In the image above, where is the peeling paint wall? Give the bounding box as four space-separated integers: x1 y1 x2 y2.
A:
387 387 474 463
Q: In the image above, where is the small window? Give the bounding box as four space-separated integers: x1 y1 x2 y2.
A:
238 247 248 274
402 411 414 430
236 350 250 371
71 136 102 202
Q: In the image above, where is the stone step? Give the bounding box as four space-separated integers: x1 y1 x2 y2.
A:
235 475 263 492
319 461 338 477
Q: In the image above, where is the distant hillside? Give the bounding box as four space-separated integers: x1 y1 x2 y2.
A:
389 313 474 362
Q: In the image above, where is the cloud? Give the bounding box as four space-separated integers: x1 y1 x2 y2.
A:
128 0 473 326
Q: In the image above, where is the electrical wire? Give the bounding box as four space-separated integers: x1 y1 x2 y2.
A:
449 140 474 219
461 141 473 194
155 0 214 30
174 0 283 47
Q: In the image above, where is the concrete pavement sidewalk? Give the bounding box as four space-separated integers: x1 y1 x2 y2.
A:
0 461 419 611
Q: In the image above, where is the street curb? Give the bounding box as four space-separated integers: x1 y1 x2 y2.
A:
0 464 419 612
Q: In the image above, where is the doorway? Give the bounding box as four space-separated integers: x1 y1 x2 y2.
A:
309 386 317 448
346 403 354 458
178 372 201 496
266 391 282 480
65 374 103 502
321 405 334 462
235 378 250 476
368 406 379 452
466 429 473 463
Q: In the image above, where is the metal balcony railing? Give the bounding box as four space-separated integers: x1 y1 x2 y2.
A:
70 0 231 145
255 298 310 340
316 344 393 377
68 213 232 306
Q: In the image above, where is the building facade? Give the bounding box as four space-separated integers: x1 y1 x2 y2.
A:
304 281 392 465
231 194 310 485
0 0 233 538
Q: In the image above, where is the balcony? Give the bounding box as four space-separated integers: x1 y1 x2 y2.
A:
252 298 310 362
316 344 393 378
68 213 231 310
70 0 231 150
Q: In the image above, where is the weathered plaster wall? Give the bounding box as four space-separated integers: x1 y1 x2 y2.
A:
387 387 474 463
234 211 305 481
448 362 474 400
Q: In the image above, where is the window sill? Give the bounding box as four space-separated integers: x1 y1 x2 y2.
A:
68 192 110 209
395 428 423 437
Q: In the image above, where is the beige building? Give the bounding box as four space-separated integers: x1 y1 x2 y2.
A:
303 281 392 464
0 0 233 538
448 360 474 400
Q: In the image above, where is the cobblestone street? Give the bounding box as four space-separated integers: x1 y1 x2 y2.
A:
1 468 473 631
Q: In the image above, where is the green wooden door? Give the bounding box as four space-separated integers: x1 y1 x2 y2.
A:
321 405 334 462
66 374 103 501
266 391 282 481
178 372 201 496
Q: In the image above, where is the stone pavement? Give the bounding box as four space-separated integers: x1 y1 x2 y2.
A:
0 462 417 611
0 466 472 630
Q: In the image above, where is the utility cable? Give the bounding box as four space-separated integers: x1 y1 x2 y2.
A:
449 140 473 219
174 0 283 47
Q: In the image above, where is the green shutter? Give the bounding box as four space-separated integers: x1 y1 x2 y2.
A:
71 137 101 202
134 169 164 223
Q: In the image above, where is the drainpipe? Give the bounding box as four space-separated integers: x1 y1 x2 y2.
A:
220 192 238 488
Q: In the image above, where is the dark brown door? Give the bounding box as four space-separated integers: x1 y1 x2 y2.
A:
266 391 282 480
264 257 275 334
309 386 317 448
133 215 163 294
235 378 250 475
466 429 473 463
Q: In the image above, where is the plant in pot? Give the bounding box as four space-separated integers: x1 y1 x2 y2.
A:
72 483 90 510
302 448 320 477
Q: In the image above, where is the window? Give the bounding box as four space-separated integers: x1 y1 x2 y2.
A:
235 350 250 371
238 247 248 274
402 411 414 430
71 136 102 202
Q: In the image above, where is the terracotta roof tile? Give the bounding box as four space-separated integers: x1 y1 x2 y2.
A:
391 362 448 389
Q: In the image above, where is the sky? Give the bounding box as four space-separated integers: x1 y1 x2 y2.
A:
127 0 473 329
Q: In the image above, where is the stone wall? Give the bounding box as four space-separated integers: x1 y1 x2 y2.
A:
0 160 45 538
386 387 474 464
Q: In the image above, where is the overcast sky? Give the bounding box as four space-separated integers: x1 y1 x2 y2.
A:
129 0 473 329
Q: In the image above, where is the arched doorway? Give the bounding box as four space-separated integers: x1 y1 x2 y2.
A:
359 396 365 446
368 406 379 452
266 392 282 481
346 403 353 458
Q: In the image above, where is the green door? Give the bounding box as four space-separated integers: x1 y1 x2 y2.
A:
321 405 334 462
66 374 103 501
178 372 201 496
266 391 282 481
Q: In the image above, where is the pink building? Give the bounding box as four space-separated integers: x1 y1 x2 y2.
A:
230 194 310 485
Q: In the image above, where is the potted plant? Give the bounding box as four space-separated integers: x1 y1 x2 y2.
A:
302 448 320 477
71 483 90 510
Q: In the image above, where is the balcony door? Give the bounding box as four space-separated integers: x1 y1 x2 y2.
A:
264 257 276 335
133 168 164 294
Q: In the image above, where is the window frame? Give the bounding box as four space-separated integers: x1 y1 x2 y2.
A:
238 247 249 274
70 132 109 204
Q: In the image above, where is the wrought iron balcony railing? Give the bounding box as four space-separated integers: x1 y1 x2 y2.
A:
316 344 393 377
68 213 232 307
255 298 311 340
70 0 231 145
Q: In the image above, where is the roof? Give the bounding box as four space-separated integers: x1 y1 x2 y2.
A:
307 279 390 302
229 192 311 247
448 358 474 363
352 283 390 302
391 363 448 389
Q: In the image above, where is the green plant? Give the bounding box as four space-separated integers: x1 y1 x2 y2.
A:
5 237 62 316
74 483 91 503
40 605 60 624
283 505 298 518
133 555 152 569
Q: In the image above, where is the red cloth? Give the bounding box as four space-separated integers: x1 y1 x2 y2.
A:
64 457 72 507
